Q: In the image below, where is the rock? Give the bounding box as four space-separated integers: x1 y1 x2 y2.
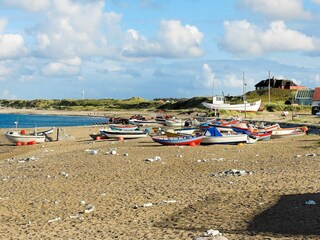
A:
145 156 161 162
211 169 251 177
48 217 62 223
305 200 316 205
111 150 117 155
84 204 95 213
143 202 153 207
201 229 221 237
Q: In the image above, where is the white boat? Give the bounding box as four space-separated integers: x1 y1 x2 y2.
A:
271 126 307 139
201 127 254 145
109 124 138 131
165 119 185 127
128 119 158 126
202 96 261 112
5 130 46 144
166 127 197 135
100 129 148 139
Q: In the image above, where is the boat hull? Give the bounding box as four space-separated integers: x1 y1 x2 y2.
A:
100 130 147 139
201 134 248 145
151 135 203 146
271 128 306 139
5 131 46 143
202 100 261 112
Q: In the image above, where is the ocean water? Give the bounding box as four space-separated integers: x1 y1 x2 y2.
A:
0 113 109 128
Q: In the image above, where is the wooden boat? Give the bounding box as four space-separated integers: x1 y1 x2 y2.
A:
232 125 272 141
209 119 240 132
256 123 280 132
128 119 158 126
5 130 46 144
89 133 108 140
232 123 272 140
165 127 197 136
100 129 148 139
151 135 203 146
165 119 185 127
201 127 253 145
109 124 138 131
202 96 261 112
271 126 308 139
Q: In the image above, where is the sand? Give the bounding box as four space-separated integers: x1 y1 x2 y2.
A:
1 110 320 239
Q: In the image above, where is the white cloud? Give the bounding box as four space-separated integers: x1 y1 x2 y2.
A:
202 63 215 88
60 57 82 66
219 20 316 56
312 0 320 4
239 0 312 20
19 75 36 83
42 59 81 77
222 74 243 88
0 90 16 99
0 16 28 59
35 0 110 58
0 64 11 77
0 34 28 59
123 20 203 58
310 74 320 84
0 18 7 33
0 0 51 12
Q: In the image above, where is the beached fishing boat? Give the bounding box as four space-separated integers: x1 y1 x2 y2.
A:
100 129 148 139
201 127 254 145
151 135 203 146
271 126 308 139
165 118 185 127
232 124 272 141
165 127 198 136
109 124 138 131
5 130 46 144
202 96 261 112
128 119 158 126
209 119 241 132
89 132 108 140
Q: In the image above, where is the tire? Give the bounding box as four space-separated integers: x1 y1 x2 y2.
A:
312 106 319 115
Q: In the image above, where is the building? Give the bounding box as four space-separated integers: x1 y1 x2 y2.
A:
255 77 305 91
295 89 314 105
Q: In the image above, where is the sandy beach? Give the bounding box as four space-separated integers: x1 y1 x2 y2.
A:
1 109 320 239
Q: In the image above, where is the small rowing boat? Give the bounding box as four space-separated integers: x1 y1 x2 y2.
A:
151 135 203 146
100 129 148 139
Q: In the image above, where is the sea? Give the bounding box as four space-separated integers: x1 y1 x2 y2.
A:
0 113 109 128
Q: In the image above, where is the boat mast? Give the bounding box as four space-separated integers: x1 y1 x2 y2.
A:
243 70 247 119
211 74 217 116
268 70 271 104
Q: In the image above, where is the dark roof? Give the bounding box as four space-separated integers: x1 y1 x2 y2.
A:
255 78 297 87
312 87 320 101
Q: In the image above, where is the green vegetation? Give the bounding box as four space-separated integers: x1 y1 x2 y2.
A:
0 89 311 113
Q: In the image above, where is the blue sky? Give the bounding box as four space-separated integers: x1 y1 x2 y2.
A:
0 0 320 100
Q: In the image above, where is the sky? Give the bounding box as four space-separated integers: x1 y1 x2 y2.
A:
0 0 320 100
